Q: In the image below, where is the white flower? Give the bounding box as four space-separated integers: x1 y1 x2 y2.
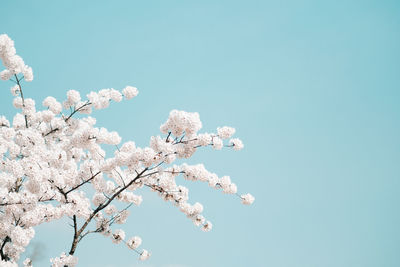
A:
193 215 205 226
241 193 255 205
115 209 129 224
0 34 33 81
67 90 81 104
212 137 223 150
197 133 212 146
126 236 142 249
139 249 151 261
129 194 143 206
92 193 106 206
111 229 125 244
217 126 235 139
22 66 33 82
224 183 237 194
10 226 35 247
229 138 244 151
23 258 32 267
105 204 118 215
122 86 138 99
10 85 19 96
0 69 12 80
193 202 203 214
208 174 218 188
0 260 18 267
42 96 62 114
110 89 123 102
219 176 231 189
0 115 10 127
160 109 202 136
202 221 213 232
41 110 54 122
13 97 23 108
50 253 78 267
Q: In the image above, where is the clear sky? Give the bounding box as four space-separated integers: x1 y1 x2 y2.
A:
1 1 400 266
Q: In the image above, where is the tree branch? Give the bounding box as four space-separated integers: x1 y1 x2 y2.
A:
65 171 101 194
0 197 56 206
0 236 11 261
14 74 28 128
68 167 149 255
65 101 91 122
72 215 77 240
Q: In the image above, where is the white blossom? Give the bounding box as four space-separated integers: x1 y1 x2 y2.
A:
42 96 62 114
110 89 123 102
202 221 213 232
229 138 244 151
10 85 19 96
92 193 106 206
0 34 33 81
0 34 253 266
114 209 129 224
241 193 255 205
160 109 202 136
212 137 223 150
0 260 18 267
126 236 142 250
22 66 33 82
0 69 12 80
139 249 151 261
67 90 81 104
122 86 138 99
23 258 32 267
195 133 211 146
50 253 78 267
111 229 125 244
217 126 235 139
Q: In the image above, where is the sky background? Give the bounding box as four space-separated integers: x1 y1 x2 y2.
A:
1 0 400 266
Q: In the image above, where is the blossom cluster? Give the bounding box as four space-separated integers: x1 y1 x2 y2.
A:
0 34 254 267
0 34 33 82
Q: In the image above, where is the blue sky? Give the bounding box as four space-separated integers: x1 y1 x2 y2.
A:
1 0 400 266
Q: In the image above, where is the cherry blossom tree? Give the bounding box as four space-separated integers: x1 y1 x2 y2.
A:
0 34 255 267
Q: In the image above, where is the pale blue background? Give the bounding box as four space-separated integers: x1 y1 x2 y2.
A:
1 1 400 266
